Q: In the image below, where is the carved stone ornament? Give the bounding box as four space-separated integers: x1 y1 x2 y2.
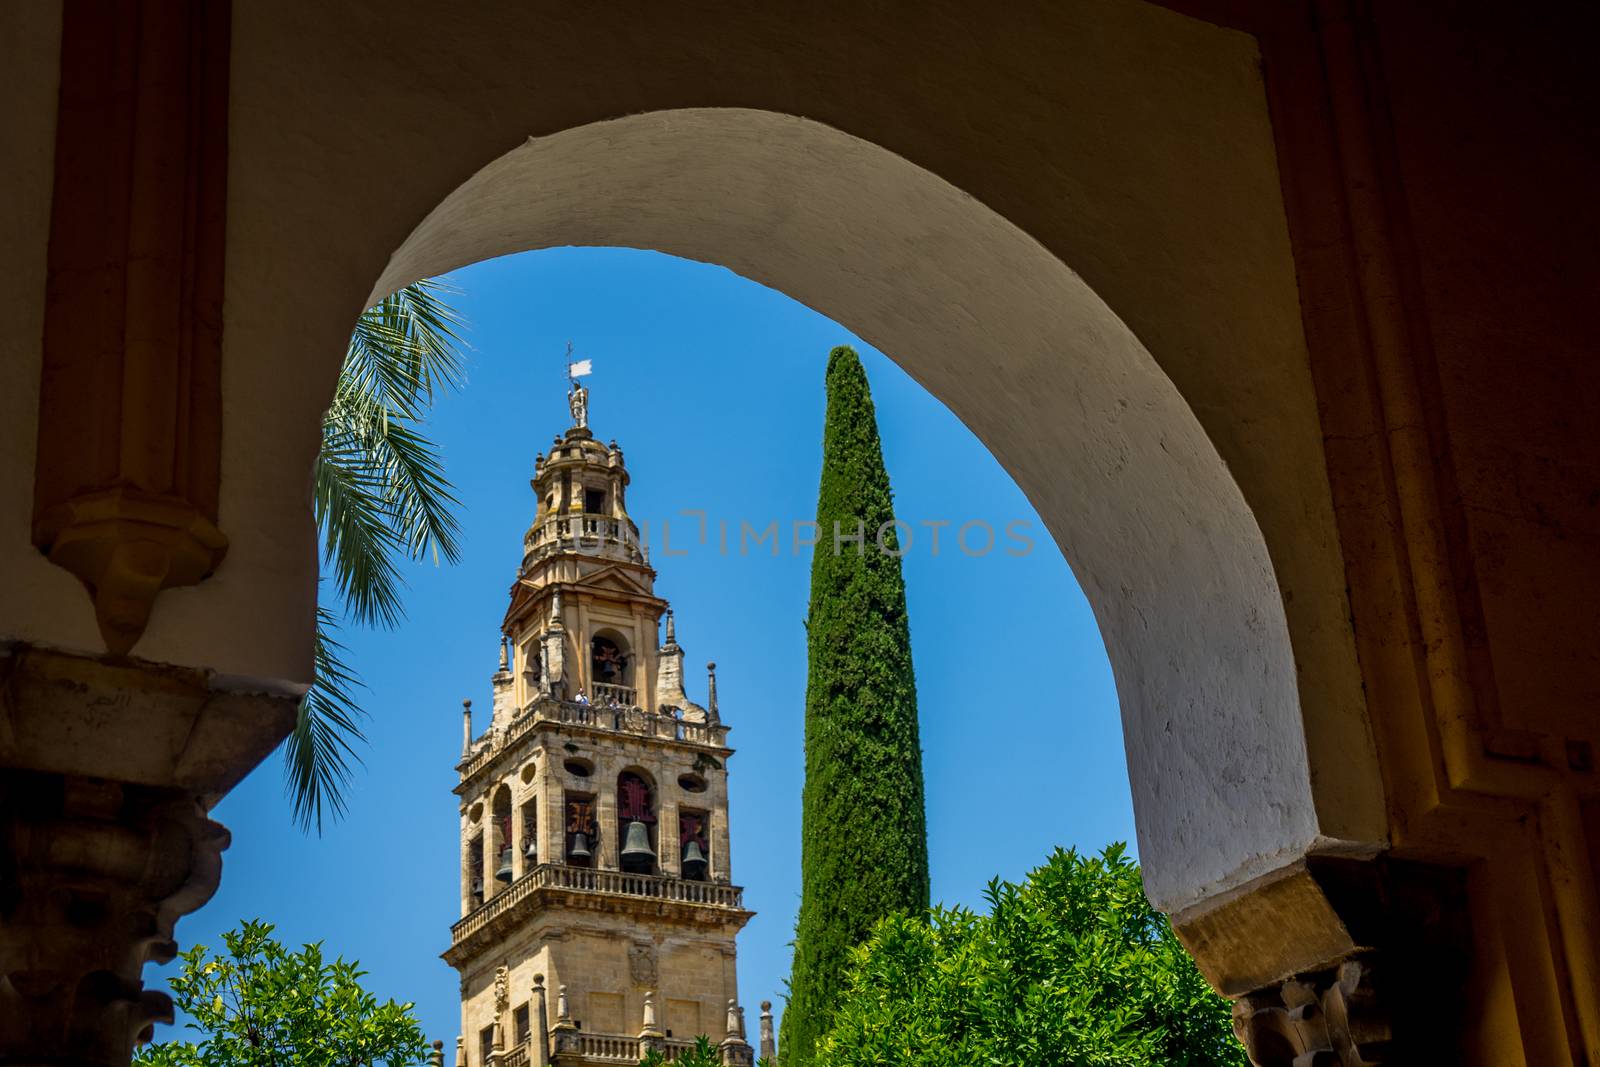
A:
1232 955 1390 1066
0 772 230 1065
628 941 658 985
494 964 510 1014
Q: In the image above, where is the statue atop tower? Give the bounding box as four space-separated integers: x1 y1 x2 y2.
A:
567 347 591 430
444 373 753 1067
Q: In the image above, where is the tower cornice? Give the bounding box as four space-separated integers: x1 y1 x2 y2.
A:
443 864 752 968
455 697 733 793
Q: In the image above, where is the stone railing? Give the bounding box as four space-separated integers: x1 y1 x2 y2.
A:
458 742 497 780
537 700 726 746
451 863 745 944
576 1033 640 1062
555 1034 707 1063
526 513 640 555
460 698 728 783
662 1038 704 1062
538 864 744 906
502 1042 530 1067
591 681 636 707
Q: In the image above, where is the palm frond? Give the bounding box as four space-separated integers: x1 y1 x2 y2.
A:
315 420 408 629
285 278 469 832
344 278 468 420
367 415 463 566
286 607 369 834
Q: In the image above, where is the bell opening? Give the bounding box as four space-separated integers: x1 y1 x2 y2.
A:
567 831 593 867
620 819 657 874
682 839 708 881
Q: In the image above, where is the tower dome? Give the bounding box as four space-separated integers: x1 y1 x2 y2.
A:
525 423 643 570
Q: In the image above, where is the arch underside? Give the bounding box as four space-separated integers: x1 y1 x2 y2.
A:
363 107 1365 912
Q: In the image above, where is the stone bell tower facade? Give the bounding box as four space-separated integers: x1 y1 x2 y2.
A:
443 385 755 1067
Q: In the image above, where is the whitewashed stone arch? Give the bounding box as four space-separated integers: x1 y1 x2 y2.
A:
355 108 1373 914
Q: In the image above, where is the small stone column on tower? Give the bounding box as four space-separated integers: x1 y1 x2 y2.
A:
637 990 666 1057
657 612 684 698
428 1040 445 1067
461 699 473 758
719 998 754 1066
545 590 567 699
758 1001 776 1062
455 1036 466 1067
532 975 550 1067
706 661 720 725
491 637 515 725
550 984 581 1064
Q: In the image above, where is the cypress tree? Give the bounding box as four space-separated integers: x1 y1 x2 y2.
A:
782 346 929 1065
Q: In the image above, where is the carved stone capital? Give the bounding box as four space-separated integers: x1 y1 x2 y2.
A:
1181 854 1471 1066
1232 955 1389 1066
0 771 230 1066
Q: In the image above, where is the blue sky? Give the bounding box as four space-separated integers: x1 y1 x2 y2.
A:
168 247 1134 1047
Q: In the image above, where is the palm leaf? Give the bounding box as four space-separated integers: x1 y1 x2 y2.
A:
286 607 369 833
315 417 408 629
286 279 468 831
344 278 467 419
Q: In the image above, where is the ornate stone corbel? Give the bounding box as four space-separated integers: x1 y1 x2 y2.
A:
0 772 230 1063
1232 955 1389 1066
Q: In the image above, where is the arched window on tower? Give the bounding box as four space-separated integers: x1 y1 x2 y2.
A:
565 792 596 867
591 631 633 707
519 797 537 873
491 787 514 889
617 771 658 875
467 832 484 908
679 809 710 881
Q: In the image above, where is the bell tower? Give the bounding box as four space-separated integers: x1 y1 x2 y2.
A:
444 380 755 1066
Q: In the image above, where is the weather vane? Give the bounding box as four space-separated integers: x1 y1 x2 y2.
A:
565 340 592 429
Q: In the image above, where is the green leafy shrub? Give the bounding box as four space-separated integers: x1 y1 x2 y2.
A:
814 846 1246 1067
135 919 428 1067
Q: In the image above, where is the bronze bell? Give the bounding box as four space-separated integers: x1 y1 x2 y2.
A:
568 832 592 862
620 820 656 868
495 846 514 882
682 839 708 879
471 877 484 898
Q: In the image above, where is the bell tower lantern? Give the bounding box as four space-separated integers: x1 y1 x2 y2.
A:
444 377 755 1067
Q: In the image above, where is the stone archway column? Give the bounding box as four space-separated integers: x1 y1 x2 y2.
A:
6 5 299 1065
0 647 294 1066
